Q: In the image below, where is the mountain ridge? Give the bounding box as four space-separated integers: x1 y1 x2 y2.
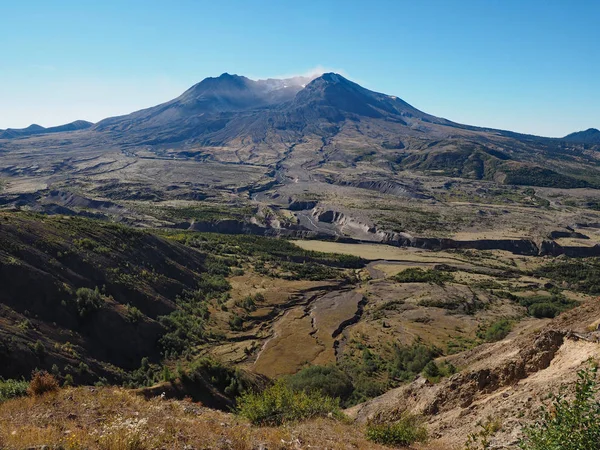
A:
0 120 93 139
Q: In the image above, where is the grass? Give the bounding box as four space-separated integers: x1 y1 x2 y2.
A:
366 414 428 447
237 381 343 426
0 386 388 450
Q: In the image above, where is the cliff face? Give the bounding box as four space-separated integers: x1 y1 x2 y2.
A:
179 207 600 257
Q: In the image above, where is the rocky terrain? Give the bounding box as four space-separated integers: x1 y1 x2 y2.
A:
348 301 600 449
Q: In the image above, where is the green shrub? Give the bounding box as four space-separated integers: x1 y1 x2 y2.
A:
422 360 440 378
158 285 213 356
392 268 454 285
237 381 342 426
528 302 563 318
229 314 244 331
533 259 600 295
124 304 144 323
285 365 353 402
514 293 577 319
185 357 255 399
74 287 105 318
33 340 46 357
503 167 590 189
366 415 428 447
0 378 29 402
422 360 457 383
520 365 600 450
388 343 441 380
478 318 513 342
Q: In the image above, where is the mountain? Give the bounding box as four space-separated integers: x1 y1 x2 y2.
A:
94 72 455 143
1 72 599 191
0 120 93 139
563 128 600 144
291 72 443 122
85 72 567 155
93 73 314 139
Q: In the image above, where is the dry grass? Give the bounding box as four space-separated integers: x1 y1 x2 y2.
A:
253 308 322 378
292 240 463 263
0 387 392 450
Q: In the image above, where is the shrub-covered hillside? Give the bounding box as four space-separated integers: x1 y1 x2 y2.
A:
0 212 364 389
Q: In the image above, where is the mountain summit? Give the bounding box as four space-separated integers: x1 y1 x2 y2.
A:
292 73 439 122
94 73 314 135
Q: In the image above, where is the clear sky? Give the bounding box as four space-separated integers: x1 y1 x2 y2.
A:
1 0 598 137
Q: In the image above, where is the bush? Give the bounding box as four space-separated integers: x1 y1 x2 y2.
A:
229 314 244 331
285 365 353 402
0 378 29 402
422 360 440 378
422 360 457 383
528 302 563 319
533 259 600 294
478 318 513 342
74 287 105 319
392 268 454 285
33 339 46 357
520 365 600 450
515 293 577 319
186 357 255 399
124 304 144 323
366 415 428 447
158 288 211 356
27 371 60 396
237 381 342 426
388 343 441 380
339 342 442 405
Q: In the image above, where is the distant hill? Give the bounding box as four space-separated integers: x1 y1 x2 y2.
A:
0 120 93 139
563 128 600 144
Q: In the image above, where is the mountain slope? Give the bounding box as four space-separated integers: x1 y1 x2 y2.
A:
564 128 600 144
348 300 600 448
0 213 208 382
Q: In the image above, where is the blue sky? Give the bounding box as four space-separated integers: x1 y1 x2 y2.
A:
1 0 598 137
